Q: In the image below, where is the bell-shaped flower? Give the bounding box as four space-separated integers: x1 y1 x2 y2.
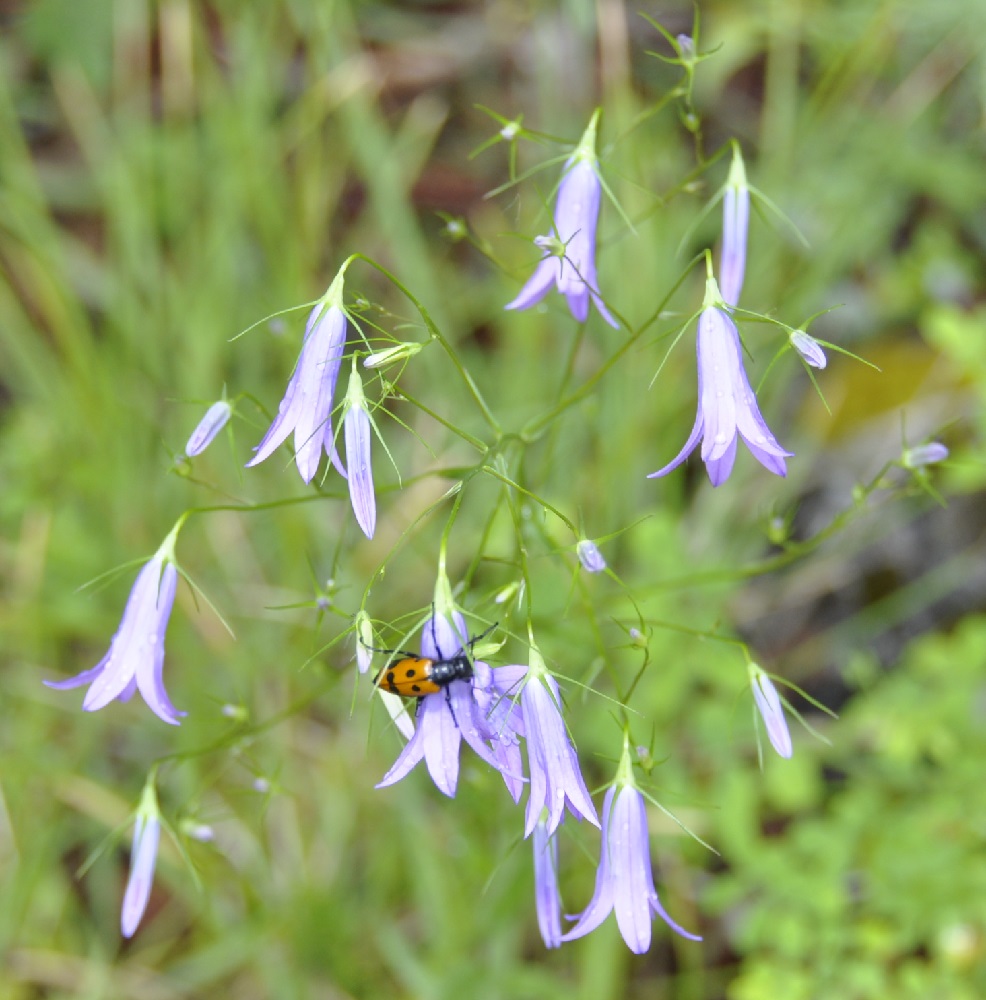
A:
184 399 232 457
533 813 563 949
45 530 185 726
749 663 793 759
494 644 598 838
121 780 163 937
375 609 512 798
562 739 701 953
505 111 618 328
247 270 348 484
719 145 750 308
337 362 377 540
648 273 792 487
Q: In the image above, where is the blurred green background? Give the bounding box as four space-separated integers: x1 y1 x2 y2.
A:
1 0 985 997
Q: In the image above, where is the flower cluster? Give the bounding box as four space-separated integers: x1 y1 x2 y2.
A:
43 88 849 952
369 570 698 953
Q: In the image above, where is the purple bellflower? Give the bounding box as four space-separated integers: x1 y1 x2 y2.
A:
719 145 750 309
533 814 563 949
46 531 185 726
247 270 348 484
750 663 793 759
648 272 792 487
505 111 618 328
184 399 232 457
563 739 701 953
492 645 598 838
376 609 515 798
576 538 606 573
338 361 377 540
121 781 163 937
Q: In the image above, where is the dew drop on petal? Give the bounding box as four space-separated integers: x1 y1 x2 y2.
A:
756 435 767 444
714 432 727 445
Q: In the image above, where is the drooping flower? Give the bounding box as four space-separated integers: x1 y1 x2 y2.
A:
505 111 618 328
121 781 162 938
576 539 606 573
749 663 793 759
562 740 701 953
375 609 510 798
494 645 598 838
45 532 185 726
719 145 750 309
247 271 348 484
533 814 562 949
789 330 827 369
184 400 232 457
648 274 792 487
339 362 376 540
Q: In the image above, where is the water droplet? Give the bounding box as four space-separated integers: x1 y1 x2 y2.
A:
147 633 158 645
716 390 724 399
714 432 727 445
756 435 767 444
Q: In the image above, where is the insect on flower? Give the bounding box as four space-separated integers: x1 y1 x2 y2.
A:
369 621 497 701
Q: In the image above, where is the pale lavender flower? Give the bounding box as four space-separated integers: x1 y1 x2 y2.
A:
576 539 606 573
790 330 827 369
184 400 232 457
45 550 184 726
340 364 376 540
903 442 948 468
375 611 508 798
750 664 793 759
497 647 598 838
247 291 347 484
562 783 701 952
719 147 750 308
648 284 792 487
505 113 618 328
121 792 161 938
533 815 562 949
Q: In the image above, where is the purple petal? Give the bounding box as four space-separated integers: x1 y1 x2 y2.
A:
533 819 562 948
376 722 427 788
505 256 558 313
132 563 184 726
185 401 232 457
611 785 655 953
344 406 376 539
647 411 704 480
121 814 161 938
705 436 737 487
522 677 598 837
561 787 617 942
719 185 749 309
420 692 463 797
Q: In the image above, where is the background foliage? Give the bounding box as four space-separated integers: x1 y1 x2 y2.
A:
1 0 984 997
